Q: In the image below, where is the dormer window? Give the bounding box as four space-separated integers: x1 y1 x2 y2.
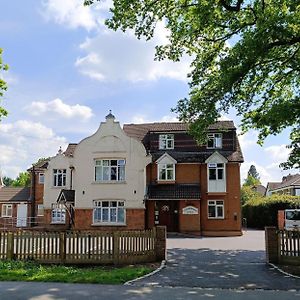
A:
207 133 222 149
159 134 174 150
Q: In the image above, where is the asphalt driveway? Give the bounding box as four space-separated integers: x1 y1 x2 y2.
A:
132 230 300 290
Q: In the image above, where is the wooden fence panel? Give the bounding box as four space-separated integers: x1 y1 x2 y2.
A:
0 228 164 265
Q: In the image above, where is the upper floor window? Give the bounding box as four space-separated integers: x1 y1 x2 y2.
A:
159 134 174 150
158 164 175 181
95 159 125 182
2 204 12 217
207 133 222 149
208 163 224 180
93 200 125 224
39 173 45 184
53 169 66 187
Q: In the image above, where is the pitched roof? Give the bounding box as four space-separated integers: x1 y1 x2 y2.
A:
251 185 266 196
270 174 300 191
0 187 31 202
57 189 75 204
147 184 201 200
64 143 77 157
266 182 281 191
123 121 236 141
27 159 49 171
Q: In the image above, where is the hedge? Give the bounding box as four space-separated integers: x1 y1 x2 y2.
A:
242 195 300 229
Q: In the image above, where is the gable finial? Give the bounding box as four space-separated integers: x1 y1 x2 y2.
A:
58 146 63 155
105 110 115 120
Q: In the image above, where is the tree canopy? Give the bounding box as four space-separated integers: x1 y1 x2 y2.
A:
2 172 31 187
85 0 300 168
247 165 260 180
0 48 8 120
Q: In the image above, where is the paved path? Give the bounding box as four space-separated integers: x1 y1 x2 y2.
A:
0 281 300 300
133 230 300 290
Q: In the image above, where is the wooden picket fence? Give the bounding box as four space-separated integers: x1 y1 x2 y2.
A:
279 230 300 265
0 227 166 265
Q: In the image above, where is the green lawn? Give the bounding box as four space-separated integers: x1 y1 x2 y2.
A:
0 261 154 284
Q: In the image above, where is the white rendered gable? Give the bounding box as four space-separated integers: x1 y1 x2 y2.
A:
156 153 177 165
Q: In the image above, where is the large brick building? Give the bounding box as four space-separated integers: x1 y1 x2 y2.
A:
123 121 244 236
19 113 243 236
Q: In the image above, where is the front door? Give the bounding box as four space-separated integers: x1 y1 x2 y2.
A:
157 201 178 232
17 204 27 227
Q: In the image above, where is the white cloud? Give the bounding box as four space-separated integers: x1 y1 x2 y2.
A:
264 144 291 163
238 130 259 151
25 98 93 121
41 0 100 31
75 25 192 83
129 114 179 124
0 120 67 178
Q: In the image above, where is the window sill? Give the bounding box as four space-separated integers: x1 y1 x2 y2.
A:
51 222 66 225
157 180 175 184
1 216 12 218
92 223 126 227
207 192 227 195
92 181 126 184
51 186 66 189
207 217 224 220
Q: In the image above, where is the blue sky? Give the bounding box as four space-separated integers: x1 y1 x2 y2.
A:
0 0 296 185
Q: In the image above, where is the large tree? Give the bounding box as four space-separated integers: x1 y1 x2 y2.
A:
0 48 8 120
85 0 300 168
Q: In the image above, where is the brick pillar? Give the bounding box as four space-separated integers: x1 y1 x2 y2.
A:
278 210 285 230
155 226 166 261
265 226 279 264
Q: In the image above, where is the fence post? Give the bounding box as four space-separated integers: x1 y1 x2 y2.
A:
113 232 120 265
265 226 279 264
155 226 166 262
59 232 66 263
7 232 14 260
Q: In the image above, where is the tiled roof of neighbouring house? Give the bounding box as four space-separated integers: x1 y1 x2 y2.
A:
0 187 31 202
147 184 201 200
251 185 266 196
64 143 78 157
123 121 236 141
268 174 300 192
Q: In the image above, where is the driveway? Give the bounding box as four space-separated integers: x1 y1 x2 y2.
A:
132 230 300 290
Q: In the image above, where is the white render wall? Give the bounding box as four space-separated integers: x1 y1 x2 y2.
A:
43 116 151 210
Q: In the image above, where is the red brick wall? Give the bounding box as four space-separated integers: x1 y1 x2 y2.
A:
278 210 285 230
44 208 145 231
179 200 201 234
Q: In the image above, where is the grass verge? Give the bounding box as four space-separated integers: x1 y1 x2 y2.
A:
0 261 154 284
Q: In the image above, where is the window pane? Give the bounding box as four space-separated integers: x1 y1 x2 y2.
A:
102 201 109 207
215 136 222 148
118 208 125 223
118 165 125 181
95 166 102 181
111 160 117 166
216 200 223 205
218 169 224 180
167 169 173 180
209 169 216 180
102 160 109 166
103 166 110 180
110 208 117 222
118 160 125 165
207 137 214 148
111 166 117 180
217 206 223 217
159 168 166 180
102 208 109 222
208 206 216 218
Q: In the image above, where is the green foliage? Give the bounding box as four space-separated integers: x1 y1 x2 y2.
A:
85 0 300 168
2 176 13 187
241 185 259 205
242 194 300 228
0 48 8 120
243 175 261 187
12 172 31 187
0 260 152 284
247 165 260 180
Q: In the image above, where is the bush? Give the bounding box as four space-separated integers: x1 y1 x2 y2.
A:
242 194 300 228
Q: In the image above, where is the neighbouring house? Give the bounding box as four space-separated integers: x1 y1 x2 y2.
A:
251 184 266 196
0 187 31 229
123 120 244 236
43 112 151 230
266 174 300 196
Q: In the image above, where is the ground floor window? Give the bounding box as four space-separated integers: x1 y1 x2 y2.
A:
93 200 125 224
51 204 66 224
37 204 44 216
2 204 12 217
208 200 224 219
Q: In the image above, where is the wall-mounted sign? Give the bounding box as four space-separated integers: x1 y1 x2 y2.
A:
182 206 198 215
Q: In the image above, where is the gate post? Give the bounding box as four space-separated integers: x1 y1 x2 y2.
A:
59 232 66 262
113 231 120 265
7 232 14 260
265 226 279 264
155 226 166 262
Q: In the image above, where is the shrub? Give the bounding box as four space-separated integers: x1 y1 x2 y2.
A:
242 195 300 228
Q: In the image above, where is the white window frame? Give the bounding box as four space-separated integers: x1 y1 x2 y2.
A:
207 133 222 149
208 163 224 180
208 200 224 219
53 169 66 187
93 200 126 225
94 159 126 182
159 134 174 150
37 204 44 216
158 164 175 181
2 204 12 217
51 204 66 224
39 173 45 184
